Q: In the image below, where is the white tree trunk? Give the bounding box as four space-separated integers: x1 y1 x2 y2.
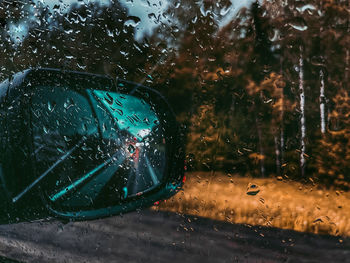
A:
346 45 349 84
280 127 284 166
280 58 285 167
299 49 306 177
320 69 326 134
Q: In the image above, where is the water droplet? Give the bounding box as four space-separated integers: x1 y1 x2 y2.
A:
124 16 141 28
64 29 73 35
78 14 87 22
104 93 113 105
115 108 123 116
128 144 135 153
120 50 129 57
115 99 122 107
81 146 89 151
48 101 56 112
106 28 114 37
148 13 156 20
313 218 323 223
191 16 198 23
246 183 260 196
268 29 280 42
289 18 308 31
296 4 316 15
200 5 212 17
172 25 179 33
220 6 232 16
64 100 75 110
57 147 64 154
311 56 325 66
77 63 86 70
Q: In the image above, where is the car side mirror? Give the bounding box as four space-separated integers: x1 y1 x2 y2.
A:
0 68 184 223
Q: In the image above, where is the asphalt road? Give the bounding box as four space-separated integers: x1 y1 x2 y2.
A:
0 210 348 263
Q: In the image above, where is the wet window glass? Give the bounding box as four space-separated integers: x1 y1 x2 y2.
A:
31 86 166 211
0 0 349 262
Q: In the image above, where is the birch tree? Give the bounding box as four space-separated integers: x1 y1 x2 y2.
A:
319 69 326 134
299 47 306 177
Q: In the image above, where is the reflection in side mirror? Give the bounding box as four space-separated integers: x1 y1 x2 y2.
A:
0 68 185 223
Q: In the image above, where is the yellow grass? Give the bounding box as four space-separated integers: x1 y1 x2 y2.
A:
152 172 350 237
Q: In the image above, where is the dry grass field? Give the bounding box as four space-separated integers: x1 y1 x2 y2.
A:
153 172 350 237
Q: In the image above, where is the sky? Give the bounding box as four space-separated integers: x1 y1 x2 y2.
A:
8 0 255 45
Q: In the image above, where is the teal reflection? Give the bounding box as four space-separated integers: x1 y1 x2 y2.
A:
31 86 166 211
88 89 159 141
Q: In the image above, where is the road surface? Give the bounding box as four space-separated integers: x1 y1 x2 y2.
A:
0 210 348 262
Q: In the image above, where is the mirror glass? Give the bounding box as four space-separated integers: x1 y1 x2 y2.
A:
31 86 167 212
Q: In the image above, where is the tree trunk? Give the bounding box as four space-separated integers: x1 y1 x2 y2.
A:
320 69 326 134
346 49 349 83
279 56 285 169
346 0 349 84
299 47 306 177
255 116 265 177
274 135 281 176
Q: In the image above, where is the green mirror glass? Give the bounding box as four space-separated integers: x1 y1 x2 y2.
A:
31 85 167 212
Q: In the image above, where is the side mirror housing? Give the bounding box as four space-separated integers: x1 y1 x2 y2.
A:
0 68 185 223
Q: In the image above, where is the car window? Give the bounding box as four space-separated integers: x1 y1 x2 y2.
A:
31 86 103 207
0 0 349 262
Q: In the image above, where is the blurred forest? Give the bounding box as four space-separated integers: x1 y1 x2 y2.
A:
0 0 349 188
